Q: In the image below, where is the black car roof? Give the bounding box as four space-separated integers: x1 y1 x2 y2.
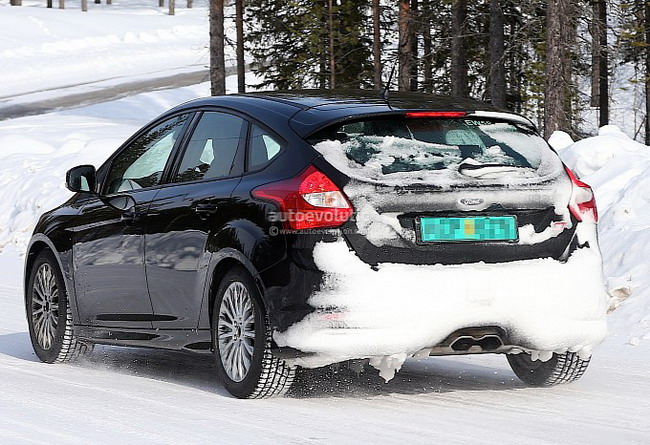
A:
171 89 534 138
244 89 503 111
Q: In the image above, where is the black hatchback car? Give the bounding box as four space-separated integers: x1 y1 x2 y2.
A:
25 90 608 398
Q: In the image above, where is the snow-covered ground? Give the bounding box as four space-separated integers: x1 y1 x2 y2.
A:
0 0 213 109
0 2 649 443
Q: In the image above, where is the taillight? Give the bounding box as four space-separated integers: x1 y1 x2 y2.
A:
252 166 353 230
564 165 598 223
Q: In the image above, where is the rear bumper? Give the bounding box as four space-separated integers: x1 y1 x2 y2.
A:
272 238 609 368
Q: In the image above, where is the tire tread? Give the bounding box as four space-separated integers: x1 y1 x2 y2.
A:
507 351 590 387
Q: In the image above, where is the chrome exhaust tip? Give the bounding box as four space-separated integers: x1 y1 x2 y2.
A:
428 326 512 356
450 334 504 352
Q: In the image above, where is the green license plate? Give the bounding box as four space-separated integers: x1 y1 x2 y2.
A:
419 216 517 242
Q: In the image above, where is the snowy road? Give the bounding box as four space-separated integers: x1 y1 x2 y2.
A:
0 68 208 121
1 278 648 444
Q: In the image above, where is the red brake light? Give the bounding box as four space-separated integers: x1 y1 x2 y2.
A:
564 165 598 223
405 111 468 118
252 166 353 230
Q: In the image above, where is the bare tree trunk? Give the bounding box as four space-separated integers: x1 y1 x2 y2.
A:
107 0 112 5
81 0 87 12
187 0 193 8
544 0 573 136
59 0 64 9
590 1 600 107
210 0 226 96
328 0 336 89
169 0 175 15
597 0 608 126
646 1 650 145
372 0 382 89
10 0 22 5
422 2 433 93
451 0 468 97
410 0 418 91
236 0 245 93
95 0 100 4
159 1 165 7
398 0 413 91
319 44 327 90
47 0 53 8
489 0 506 108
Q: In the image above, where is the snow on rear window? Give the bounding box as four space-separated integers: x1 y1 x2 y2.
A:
311 117 559 186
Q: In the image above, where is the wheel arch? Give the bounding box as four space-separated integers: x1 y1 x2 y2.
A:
25 235 79 321
201 219 286 332
202 248 267 335
25 236 59 298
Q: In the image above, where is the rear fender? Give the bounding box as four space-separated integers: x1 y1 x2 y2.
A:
199 220 287 330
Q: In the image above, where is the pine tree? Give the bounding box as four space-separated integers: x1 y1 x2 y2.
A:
590 0 608 126
450 0 468 97
236 0 245 93
489 0 506 108
620 0 649 142
246 0 372 90
372 0 382 88
210 0 226 95
398 0 415 91
544 0 575 136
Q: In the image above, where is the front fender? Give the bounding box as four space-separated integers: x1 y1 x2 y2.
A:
25 234 79 323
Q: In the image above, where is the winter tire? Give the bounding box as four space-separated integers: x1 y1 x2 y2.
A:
27 250 90 363
212 266 295 399
507 351 590 386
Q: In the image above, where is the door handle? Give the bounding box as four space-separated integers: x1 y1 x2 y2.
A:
194 203 218 216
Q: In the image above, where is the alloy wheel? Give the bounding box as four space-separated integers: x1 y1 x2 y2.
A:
217 281 256 382
31 263 60 350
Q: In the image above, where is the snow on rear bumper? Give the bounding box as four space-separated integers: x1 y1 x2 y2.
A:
273 238 609 369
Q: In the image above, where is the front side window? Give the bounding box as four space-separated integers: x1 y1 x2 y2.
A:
174 112 245 183
104 114 190 194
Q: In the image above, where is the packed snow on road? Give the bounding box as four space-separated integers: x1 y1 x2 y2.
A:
1 1 649 444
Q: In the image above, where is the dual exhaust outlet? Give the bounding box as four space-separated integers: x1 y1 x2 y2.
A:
429 327 511 356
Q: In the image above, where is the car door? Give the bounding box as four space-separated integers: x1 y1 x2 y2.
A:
144 111 247 329
72 113 192 329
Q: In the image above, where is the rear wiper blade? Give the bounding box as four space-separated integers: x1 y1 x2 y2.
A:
458 159 524 178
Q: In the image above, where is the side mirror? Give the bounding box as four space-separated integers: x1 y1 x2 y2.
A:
66 165 97 193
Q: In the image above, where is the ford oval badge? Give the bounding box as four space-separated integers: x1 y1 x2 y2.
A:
460 197 485 206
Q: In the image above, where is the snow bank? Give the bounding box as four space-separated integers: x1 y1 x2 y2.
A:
0 83 209 255
0 1 213 99
558 126 650 348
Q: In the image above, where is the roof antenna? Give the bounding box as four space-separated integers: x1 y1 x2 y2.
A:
380 59 398 102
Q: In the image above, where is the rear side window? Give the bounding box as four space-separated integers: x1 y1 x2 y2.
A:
247 124 284 170
174 112 245 183
310 116 558 185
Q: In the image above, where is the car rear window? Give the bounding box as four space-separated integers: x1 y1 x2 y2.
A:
310 116 560 185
